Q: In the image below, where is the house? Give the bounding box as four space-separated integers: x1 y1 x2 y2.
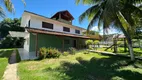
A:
21 10 92 56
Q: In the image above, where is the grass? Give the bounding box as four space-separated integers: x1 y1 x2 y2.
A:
0 49 21 80
97 47 142 56
18 51 142 80
0 49 13 80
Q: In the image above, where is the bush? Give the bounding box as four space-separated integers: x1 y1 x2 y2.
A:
85 40 93 49
63 51 69 56
85 40 93 45
93 40 99 45
69 47 76 55
0 36 25 48
83 51 89 54
39 47 47 59
46 47 61 58
39 47 61 59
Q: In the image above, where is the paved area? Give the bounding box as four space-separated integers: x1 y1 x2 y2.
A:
18 48 38 60
3 50 18 80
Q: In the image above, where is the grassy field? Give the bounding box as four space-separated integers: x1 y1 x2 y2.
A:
18 51 142 80
0 49 21 80
97 47 142 56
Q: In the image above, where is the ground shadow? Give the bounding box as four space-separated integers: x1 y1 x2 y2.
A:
44 55 142 80
0 50 13 58
0 50 20 64
134 51 142 56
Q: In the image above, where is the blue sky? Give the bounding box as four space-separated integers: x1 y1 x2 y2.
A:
5 0 118 34
6 0 91 28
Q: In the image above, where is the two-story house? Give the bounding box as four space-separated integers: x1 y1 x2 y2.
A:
21 10 91 56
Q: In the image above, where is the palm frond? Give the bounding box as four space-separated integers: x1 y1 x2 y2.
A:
21 0 26 6
3 0 26 13
3 0 14 13
87 10 101 31
98 12 103 31
0 7 5 18
126 0 142 4
116 11 136 36
79 4 100 23
76 0 103 5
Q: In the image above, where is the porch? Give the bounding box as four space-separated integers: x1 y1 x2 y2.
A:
18 48 38 60
26 28 90 56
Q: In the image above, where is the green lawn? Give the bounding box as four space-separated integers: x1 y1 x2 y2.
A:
0 49 13 79
18 51 142 80
0 49 21 80
97 47 142 56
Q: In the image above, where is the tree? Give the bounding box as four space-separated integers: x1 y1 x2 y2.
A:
83 30 99 35
93 40 100 50
85 40 93 49
76 0 142 61
0 0 25 18
0 18 25 38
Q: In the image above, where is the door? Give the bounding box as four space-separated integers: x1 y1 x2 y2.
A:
73 40 77 48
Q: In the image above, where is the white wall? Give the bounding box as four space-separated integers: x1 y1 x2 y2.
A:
21 14 30 27
30 17 42 29
24 33 30 52
30 16 83 35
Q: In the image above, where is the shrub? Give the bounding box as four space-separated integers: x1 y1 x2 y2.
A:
63 51 69 56
83 51 89 54
85 40 93 45
93 40 99 45
46 47 61 58
39 47 47 59
93 40 100 50
69 47 76 55
0 36 25 48
85 40 93 49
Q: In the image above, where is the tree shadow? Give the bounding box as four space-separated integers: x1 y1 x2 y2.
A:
0 50 13 58
43 55 142 80
0 50 20 64
134 51 142 56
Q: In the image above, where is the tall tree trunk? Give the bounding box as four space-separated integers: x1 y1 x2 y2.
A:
118 23 135 61
113 38 117 53
121 29 135 61
126 37 135 61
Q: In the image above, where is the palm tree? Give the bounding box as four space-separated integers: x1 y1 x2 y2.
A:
0 0 25 18
76 0 142 61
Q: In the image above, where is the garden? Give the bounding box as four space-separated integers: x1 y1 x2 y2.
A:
18 49 142 80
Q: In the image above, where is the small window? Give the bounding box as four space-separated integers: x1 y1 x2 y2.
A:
63 27 70 32
64 39 70 44
75 30 80 34
27 20 30 27
42 22 53 29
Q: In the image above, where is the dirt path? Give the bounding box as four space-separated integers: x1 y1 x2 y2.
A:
3 50 19 80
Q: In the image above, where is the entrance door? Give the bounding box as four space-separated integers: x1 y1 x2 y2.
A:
73 40 77 48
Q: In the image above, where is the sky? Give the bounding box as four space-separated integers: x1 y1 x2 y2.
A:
5 0 118 34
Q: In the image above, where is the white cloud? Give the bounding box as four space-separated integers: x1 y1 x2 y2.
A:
91 26 99 31
90 26 122 35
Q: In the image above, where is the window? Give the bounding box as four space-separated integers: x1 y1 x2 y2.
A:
42 22 53 29
63 27 70 32
75 30 80 34
28 20 30 27
64 39 70 44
